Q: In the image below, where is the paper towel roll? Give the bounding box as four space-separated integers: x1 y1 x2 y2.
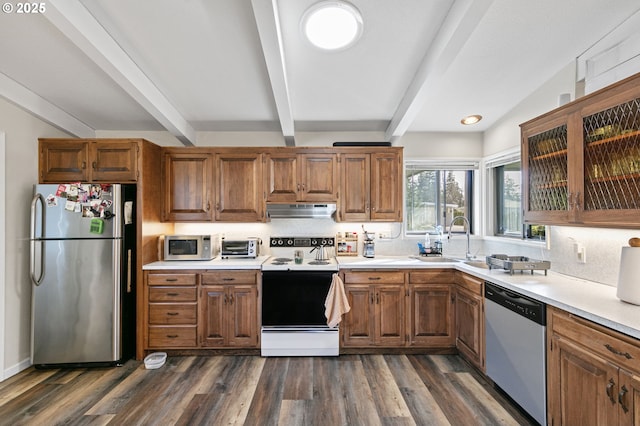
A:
617 247 640 305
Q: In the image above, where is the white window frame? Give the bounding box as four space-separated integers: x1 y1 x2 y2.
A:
404 158 480 238
482 148 547 245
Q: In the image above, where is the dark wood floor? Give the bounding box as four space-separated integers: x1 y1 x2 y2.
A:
0 354 535 425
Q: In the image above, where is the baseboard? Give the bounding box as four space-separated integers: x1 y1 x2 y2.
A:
2 357 32 382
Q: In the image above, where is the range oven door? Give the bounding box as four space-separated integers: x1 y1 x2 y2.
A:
261 270 339 356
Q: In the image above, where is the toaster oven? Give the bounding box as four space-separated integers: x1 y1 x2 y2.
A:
221 238 260 258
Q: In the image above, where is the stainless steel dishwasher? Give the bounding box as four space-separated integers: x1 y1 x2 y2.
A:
485 282 547 425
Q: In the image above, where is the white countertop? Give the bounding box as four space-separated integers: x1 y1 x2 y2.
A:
142 254 640 340
143 255 269 270
338 255 640 340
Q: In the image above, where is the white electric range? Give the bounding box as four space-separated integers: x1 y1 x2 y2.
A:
261 236 340 356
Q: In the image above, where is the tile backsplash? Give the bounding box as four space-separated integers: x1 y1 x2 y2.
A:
173 221 639 287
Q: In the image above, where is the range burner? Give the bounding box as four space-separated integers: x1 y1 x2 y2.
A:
272 257 293 263
308 260 330 265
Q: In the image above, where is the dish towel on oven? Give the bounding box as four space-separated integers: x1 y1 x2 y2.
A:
325 273 351 328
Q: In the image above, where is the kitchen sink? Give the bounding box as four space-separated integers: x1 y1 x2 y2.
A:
463 260 490 269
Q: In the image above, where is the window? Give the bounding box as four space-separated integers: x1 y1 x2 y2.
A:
406 163 475 235
493 160 545 240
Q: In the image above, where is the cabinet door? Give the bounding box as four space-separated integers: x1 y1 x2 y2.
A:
375 285 405 346
215 152 264 222
455 287 484 370
300 153 338 201
39 140 89 183
409 284 454 347
339 153 370 222
163 151 213 221
579 96 640 226
620 369 640 426
200 286 226 347
370 151 402 221
342 284 374 346
521 114 573 224
265 153 298 202
90 141 138 182
548 335 618 426
227 285 258 347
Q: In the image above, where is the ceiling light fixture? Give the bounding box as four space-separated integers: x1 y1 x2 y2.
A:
460 114 483 125
301 1 363 51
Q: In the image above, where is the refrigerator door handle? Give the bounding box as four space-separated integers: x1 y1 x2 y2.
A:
30 193 46 286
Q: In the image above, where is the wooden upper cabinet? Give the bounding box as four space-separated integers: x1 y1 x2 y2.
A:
40 139 89 182
215 151 264 222
39 139 139 183
265 153 298 202
371 151 402 221
162 150 213 222
265 151 337 202
339 153 370 222
522 72 640 228
90 140 139 182
339 148 403 222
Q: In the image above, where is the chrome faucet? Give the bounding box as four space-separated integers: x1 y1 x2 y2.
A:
448 216 473 260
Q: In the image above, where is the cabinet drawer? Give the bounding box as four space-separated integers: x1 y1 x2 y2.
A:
148 326 197 347
343 271 405 284
148 273 197 286
149 287 197 302
455 272 483 295
149 304 197 325
551 308 640 374
202 270 257 285
409 269 454 284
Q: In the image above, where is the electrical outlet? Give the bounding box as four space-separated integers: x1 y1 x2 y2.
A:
576 244 586 263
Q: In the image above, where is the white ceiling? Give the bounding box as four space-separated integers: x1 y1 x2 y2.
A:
0 0 638 146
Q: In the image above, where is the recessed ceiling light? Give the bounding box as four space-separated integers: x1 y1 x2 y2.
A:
460 114 482 125
301 1 363 51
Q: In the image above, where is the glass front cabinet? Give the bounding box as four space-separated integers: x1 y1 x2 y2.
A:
522 72 640 228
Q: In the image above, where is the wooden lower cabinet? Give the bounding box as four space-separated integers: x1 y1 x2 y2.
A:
146 272 199 349
548 306 640 425
200 271 259 348
144 270 259 352
454 272 484 371
407 270 455 347
342 271 405 347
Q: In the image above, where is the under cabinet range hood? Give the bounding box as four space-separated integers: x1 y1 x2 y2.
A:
266 203 336 219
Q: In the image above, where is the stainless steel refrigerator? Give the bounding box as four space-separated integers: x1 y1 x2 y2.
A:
29 183 136 367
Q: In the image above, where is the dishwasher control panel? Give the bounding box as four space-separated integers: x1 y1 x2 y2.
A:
484 282 546 325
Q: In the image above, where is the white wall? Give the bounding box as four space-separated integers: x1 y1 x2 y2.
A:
483 62 577 157
0 98 69 379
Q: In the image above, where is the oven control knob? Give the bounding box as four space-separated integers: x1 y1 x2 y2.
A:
287 239 293 246
311 239 318 246
277 239 283 245
271 239 278 246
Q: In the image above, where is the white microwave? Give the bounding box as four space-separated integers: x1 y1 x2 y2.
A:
164 235 219 261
